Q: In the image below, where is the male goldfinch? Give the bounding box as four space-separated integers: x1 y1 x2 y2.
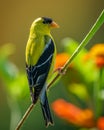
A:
25 17 59 126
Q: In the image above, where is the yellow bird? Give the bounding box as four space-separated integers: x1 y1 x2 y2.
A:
25 17 59 126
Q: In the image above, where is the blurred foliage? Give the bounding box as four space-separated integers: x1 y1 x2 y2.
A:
0 37 104 130
0 44 30 130
0 43 78 130
52 38 104 130
0 44 29 100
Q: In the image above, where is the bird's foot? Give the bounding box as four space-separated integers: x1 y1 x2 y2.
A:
54 67 66 75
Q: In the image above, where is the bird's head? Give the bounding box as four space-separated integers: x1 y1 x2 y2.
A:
30 17 59 35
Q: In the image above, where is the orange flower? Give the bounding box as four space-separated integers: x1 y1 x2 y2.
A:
89 44 104 68
97 117 104 130
55 53 70 69
52 99 95 128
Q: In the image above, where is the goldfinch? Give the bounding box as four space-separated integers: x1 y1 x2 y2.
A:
25 17 59 126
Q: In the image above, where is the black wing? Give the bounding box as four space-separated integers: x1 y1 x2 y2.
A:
26 36 55 103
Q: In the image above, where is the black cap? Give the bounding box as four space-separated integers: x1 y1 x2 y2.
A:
42 17 53 24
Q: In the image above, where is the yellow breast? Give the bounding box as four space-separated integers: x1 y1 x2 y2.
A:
26 36 45 66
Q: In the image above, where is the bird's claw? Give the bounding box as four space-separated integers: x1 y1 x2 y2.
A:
54 67 66 75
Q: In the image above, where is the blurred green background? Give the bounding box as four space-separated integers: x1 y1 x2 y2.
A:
0 0 104 130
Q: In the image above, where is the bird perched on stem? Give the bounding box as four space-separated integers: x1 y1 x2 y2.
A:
25 17 59 127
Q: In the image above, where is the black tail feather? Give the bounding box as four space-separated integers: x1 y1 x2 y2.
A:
40 93 54 127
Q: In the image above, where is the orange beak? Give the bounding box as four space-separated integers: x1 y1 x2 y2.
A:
50 21 59 28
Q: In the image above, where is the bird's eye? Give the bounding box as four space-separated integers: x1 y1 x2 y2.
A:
42 17 52 24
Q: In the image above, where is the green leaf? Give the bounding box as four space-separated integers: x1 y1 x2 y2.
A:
7 72 29 100
62 38 97 84
0 43 29 101
68 83 90 101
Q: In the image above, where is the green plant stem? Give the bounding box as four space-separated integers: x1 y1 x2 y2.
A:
62 9 104 72
15 9 104 130
15 104 34 130
48 9 104 88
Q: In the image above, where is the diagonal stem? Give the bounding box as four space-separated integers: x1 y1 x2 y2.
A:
15 9 104 130
48 9 104 88
15 104 34 130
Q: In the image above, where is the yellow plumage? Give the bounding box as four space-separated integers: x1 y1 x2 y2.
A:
25 17 59 127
